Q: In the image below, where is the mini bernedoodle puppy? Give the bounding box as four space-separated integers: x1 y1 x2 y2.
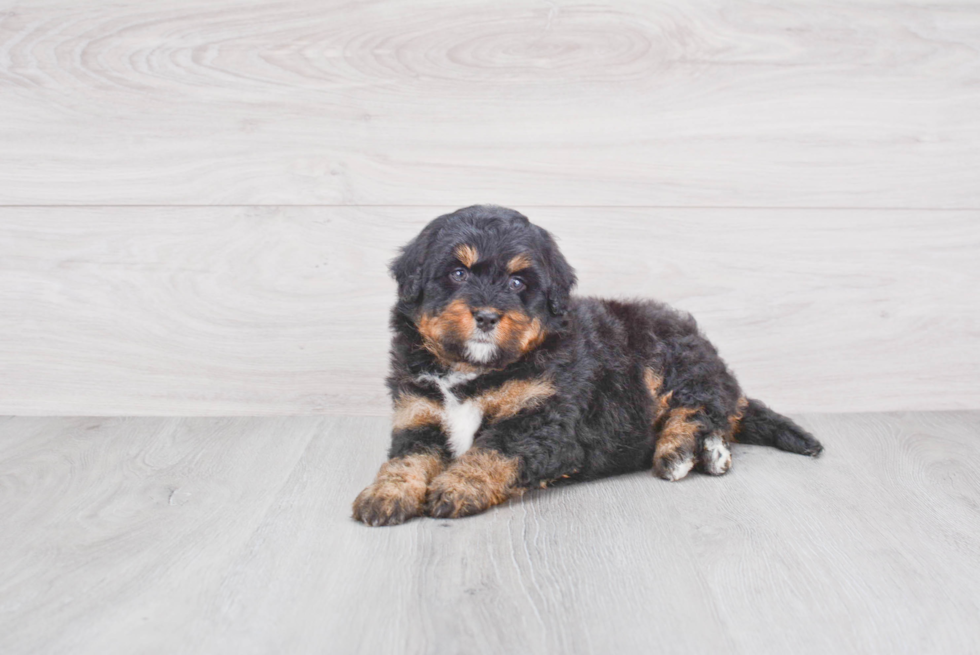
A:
353 205 823 526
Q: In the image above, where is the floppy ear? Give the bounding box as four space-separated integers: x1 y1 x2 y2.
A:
389 234 428 304
536 228 577 316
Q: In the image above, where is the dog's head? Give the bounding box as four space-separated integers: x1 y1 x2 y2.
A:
390 205 576 368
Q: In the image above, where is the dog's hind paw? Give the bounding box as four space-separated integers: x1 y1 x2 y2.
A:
699 433 732 475
653 448 696 481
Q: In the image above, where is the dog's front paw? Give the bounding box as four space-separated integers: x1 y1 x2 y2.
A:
698 432 732 475
425 448 522 519
352 481 425 526
425 474 488 519
352 453 444 527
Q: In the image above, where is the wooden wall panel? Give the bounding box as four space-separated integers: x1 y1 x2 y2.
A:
1 207 977 415
1 0 979 207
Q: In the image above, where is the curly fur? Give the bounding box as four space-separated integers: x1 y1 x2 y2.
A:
353 205 823 526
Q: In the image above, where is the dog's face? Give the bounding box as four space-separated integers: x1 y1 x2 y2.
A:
390 205 576 368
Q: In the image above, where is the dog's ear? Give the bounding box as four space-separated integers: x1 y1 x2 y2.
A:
535 227 577 316
389 233 428 304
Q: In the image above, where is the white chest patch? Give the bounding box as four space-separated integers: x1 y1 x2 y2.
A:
417 371 483 458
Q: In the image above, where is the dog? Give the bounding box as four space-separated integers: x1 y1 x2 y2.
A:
352 205 823 526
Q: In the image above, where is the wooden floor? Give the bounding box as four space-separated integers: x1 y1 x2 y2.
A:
1 412 978 654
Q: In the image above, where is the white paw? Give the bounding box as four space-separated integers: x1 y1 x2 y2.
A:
654 451 695 481
701 433 732 475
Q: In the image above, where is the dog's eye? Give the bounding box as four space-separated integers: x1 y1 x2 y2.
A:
508 276 525 292
449 268 469 283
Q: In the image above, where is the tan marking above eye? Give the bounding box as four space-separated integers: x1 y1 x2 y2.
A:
454 244 479 268
506 253 533 273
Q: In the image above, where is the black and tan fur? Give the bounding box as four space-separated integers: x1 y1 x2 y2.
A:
352 205 823 526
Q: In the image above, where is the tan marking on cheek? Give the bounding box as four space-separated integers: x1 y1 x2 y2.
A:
477 377 556 422
416 313 450 363
506 253 533 274
497 312 547 354
496 311 523 345
518 318 546 353
392 394 443 431
441 298 475 340
426 448 522 518
454 244 479 268
416 313 442 344
416 299 475 363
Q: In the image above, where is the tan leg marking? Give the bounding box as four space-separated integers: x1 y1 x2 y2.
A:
353 452 445 526
392 394 443 431
454 244 479 268
426 448 522 519
643 368 662 396
653 406 701 481
478 377 555 422
728 396 749 442
643 367 673 424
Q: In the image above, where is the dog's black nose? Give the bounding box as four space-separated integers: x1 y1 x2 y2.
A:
473 309 501 332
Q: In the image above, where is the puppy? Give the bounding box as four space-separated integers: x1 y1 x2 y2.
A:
353 205 822 526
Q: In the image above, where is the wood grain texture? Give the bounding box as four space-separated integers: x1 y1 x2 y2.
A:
2 207 978 415
2 0 980 206
1 413 978 654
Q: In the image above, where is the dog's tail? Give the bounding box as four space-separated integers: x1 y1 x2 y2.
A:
731 398 823 457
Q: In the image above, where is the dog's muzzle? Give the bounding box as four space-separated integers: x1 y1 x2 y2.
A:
465 326 499 363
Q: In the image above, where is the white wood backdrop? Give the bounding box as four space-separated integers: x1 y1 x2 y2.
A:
2 0 980 207
1 0 978 414
2 208 977 415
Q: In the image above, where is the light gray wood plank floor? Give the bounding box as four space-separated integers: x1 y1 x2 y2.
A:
1 412 978 654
